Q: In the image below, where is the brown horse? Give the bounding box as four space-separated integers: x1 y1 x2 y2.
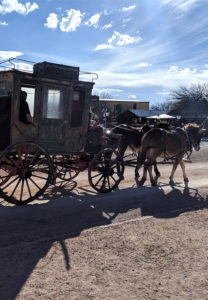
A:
135 123 204 186
111 124 150 156
110 124 160 178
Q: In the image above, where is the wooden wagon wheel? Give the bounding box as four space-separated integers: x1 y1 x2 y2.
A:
53 155 80 182
0 142 53 205
88 148 124 193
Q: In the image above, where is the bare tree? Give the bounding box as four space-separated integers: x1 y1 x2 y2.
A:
170 83 208 114
151 101 173 113
100 92 112 99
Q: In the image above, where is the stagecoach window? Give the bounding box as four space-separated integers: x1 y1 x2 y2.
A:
71 89 85 127
73 91 79 101
43 89 64 119
21 87 35 117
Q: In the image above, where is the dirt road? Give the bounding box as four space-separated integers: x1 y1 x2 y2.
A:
0 143 208 299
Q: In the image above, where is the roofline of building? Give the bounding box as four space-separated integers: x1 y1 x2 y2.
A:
99 98 149 103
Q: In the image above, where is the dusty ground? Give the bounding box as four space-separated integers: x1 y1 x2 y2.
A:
0 142 208 299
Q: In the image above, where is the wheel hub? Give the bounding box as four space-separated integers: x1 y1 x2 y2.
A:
19 168 32 179
101 166 114 177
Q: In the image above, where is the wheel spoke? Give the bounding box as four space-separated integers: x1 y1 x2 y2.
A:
100 176 106 191
31 157 47 166
110 174 117 183
28 177 41 190
20 179 25 201
23 150 29 167
31 173 48 180
5 155 19 168
17 149 24 168
107 176 111 189
31 167 49 172
1 175 19 191
25 178 32 198
0 174 11 180
10 178 21 197
91 172 103 179
28 150 40 166
94 174 104 187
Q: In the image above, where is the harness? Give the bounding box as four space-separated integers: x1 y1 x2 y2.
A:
147 128 193 162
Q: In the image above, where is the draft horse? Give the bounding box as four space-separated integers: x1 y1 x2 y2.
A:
110 124 160 178
135 123 204 186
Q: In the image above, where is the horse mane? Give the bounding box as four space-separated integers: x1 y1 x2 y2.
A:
184 122 198 129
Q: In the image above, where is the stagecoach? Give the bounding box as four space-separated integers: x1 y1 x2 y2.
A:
0 59 124 205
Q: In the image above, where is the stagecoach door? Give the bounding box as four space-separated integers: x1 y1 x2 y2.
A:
38 85 67 152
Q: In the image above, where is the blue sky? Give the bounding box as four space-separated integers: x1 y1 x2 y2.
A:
0 0 208 106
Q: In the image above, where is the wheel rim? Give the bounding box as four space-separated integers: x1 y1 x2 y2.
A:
88 148 124 193
0 142 52 204
54 155 80 181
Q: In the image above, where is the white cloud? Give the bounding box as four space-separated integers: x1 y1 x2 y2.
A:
44 13 58 29
93 88 123 95
0 0 38 15
160 0 199 12
85 13 100 28
122 5 136 12
95 31 142 51
14 62 33 72
103 10 110 16
157 91 170 95
101 23 112 30
108 31 142 46
0 21 8 25
168 65 197 74
60 9 84 32
122 18 132 24
136 62 152 67
94 44 114 51
93 66 205 92
128 94 136 99
0 51 23 60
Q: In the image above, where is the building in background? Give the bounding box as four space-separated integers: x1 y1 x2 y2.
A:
118 109 166 124
99 98 149 115
99 98 149 125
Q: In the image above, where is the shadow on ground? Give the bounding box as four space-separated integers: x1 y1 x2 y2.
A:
0 179 208 299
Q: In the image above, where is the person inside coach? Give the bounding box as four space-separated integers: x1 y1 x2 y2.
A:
19 90 33 124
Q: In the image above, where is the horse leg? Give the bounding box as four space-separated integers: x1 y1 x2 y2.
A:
117 142 127 158
169 158 180 185
179 160 189 182
148 164 157 186
138 163 148 186
117 142 127 180
153 161 160 179
135 149 146 179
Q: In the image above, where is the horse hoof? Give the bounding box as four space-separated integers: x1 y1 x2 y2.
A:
151 181 157 186
138 180 145 186
184 178 189 182
169 180 174 185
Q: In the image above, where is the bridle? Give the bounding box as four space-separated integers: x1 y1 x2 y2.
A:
184 129 193 151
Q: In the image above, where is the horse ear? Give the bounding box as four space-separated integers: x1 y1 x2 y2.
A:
199 123 206 135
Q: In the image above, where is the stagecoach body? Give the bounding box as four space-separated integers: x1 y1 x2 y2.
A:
0 61 124 205
0 61 95 153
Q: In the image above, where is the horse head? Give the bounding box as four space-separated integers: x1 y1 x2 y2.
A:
184 123 204 151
